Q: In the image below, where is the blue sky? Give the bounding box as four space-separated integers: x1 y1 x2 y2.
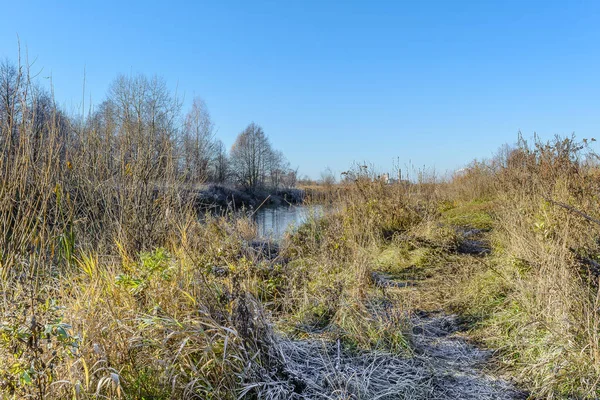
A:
2 0 600 179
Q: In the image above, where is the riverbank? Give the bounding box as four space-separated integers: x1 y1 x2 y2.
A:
3 137 600 398
192 184 305 211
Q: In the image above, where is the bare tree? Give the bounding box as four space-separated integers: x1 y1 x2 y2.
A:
230 123 295 190
320 168 337 186
211 139 229 184
230 122 272 190
181 97 215 184
0 59 20 136
280 167 298 189
99 74 180 182
83 73 182 252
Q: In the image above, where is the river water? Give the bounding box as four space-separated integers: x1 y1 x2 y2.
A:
254 204 323 239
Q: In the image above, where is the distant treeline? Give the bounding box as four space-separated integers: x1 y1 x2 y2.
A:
0 59 297 192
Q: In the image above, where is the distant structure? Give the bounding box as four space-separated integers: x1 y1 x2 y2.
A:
376 169 410 185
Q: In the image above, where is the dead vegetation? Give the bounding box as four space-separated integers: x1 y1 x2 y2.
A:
0 54 599 400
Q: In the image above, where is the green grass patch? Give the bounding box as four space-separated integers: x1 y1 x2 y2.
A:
374 244 446 282
441 200 495 230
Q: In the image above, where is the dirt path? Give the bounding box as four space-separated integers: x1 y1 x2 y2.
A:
409 311 525 399
248 229 526 399
259 309 525 399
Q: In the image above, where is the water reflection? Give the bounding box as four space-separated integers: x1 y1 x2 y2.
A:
254 205 323 239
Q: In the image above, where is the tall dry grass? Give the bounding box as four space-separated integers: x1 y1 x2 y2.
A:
3 55 600 399
0 59 430 399
441 135 600 398
0 59 274 399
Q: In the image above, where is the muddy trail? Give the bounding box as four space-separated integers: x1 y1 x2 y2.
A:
247 229 527 399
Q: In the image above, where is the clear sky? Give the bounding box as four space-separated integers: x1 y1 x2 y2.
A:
2 0 599 179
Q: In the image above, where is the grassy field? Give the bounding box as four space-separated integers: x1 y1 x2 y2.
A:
1 84 600 400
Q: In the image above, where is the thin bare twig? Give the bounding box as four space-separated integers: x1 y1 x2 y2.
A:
543 196 600 227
